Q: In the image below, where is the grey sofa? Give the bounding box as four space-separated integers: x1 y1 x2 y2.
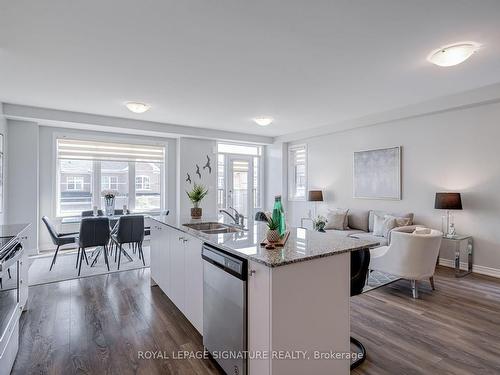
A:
325 209 416 247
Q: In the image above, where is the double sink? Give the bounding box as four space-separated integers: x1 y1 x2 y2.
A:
183 222 244 234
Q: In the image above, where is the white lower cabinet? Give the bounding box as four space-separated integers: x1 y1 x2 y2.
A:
184 235 203 333
169 230 186 311
150 221 203 334
150 223 171 294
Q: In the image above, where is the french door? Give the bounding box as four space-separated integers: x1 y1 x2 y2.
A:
227 155 254 219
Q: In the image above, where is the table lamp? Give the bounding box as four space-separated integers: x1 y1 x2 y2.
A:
308 190 323 219
434 192 462 238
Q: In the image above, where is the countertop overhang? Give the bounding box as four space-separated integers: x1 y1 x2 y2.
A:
149 216 378 268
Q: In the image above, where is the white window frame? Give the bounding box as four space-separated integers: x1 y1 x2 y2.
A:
54 132 167 217
135 175 151 191
66 176 84 191
288 144 307 201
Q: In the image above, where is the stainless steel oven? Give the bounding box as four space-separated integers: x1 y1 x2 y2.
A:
0 237 23 340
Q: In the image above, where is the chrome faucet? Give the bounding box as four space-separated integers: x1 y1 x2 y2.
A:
219 207 245 227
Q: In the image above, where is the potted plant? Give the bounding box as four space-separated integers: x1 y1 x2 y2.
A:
186 183 208 219
313 215 327 232
266 217 281 243
101 190 119 216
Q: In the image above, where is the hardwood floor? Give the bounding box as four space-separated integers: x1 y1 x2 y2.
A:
12 268 222 375
12 266 500 374
352 267 500 374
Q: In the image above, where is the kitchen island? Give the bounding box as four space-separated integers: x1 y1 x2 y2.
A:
148 216 377 375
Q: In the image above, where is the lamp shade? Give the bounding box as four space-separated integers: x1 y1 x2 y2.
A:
434 192 462 210
308 190 323 202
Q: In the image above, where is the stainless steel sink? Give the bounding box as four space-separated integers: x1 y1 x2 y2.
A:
201 227 242 234
182 222 243 234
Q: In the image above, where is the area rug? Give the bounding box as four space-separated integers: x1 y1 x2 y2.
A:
27 246 150 286
363 270 400 292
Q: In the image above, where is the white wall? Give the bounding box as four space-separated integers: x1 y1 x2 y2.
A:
285 100 500 273
177 137 217 223
37 126 177 251
264 142 287 212
7 120 39 255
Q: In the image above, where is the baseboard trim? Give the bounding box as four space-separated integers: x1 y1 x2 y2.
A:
439 258 500 278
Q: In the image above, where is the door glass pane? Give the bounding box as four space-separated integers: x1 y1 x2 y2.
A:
100 161 129 210
231 160 249 217
58 159 93 216
217 154 225 209
135 162 161 212
253 157 260 209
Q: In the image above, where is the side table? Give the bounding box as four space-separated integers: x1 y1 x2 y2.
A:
440 235 473 278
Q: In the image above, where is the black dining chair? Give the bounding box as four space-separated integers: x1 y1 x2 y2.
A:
111 215 145 270
350 248 371 370
78 217 110 276
42 216 79 271
81 209 103 217
113 209 130 216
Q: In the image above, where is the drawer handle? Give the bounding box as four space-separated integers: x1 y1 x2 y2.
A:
249 270 256 276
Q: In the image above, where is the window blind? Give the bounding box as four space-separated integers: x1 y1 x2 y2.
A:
57 138 165 163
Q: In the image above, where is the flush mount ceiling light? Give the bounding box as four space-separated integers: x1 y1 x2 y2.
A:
427 42 481 67
253 116 274 126
125 101 151 113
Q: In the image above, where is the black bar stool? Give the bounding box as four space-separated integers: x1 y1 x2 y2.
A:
350 248 371 370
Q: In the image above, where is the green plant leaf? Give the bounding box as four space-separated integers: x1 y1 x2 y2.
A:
186 183 209 204
267 217 279 230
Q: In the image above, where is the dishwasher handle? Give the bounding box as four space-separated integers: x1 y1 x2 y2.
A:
202 243 247 281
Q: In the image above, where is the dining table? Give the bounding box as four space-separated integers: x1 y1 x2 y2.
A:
61 214 136 267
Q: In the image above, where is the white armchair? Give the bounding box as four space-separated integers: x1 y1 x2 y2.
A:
369 229 443 298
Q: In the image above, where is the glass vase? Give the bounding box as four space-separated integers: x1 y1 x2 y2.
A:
105 197 115 216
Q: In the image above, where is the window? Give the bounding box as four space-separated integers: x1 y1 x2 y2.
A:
101 161 129 209
101 176 118 190
67 176 84 191
288 144 307 200
135 175 151 190
134 163 160 212
56 138 165 216
59 160 93 216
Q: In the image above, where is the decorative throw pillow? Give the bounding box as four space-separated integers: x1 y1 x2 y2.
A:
413 227 431 235
325 209 349 230
373 214 397 238
385 215 411 228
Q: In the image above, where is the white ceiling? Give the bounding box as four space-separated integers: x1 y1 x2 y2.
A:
1 0 500 137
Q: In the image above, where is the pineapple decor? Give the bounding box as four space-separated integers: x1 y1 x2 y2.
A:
266 217 281 243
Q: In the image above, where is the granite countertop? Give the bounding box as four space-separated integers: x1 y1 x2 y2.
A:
0 223 31 239
149 216 378 268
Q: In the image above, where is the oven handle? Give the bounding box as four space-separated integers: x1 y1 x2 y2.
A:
0 243 23 273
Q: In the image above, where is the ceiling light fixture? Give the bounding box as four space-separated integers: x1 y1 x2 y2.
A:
427 42 481 67
253 116 274 126
125 101 151 113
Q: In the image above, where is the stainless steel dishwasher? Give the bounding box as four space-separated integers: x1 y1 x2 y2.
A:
202 243 247 375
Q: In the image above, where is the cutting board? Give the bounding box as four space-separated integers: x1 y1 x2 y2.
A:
260 231 290 248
